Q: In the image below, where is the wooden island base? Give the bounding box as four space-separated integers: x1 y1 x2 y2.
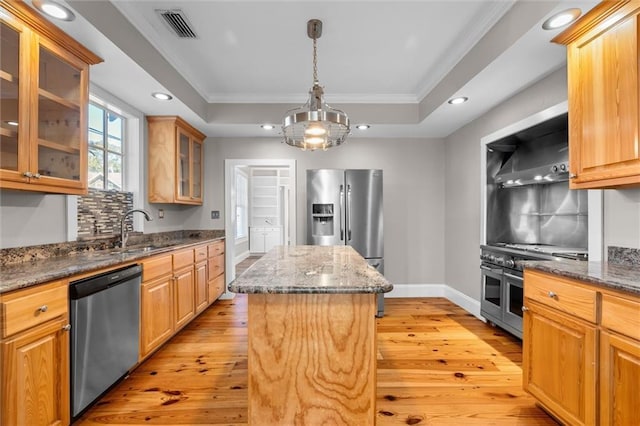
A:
247 293 377 425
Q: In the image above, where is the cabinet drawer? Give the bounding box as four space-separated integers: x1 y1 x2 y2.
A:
194 245 208 263
1 280 68 338
142 254 172 282
524 270 597 323
208 254 225 279
173 249 194 270
601 293 640 341
208 273 225 302
208 241 224 257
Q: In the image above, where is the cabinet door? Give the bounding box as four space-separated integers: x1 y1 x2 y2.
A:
0 16 31 184
600 330 640 426
264 228 281 252
523 301 597 426
194 261 208 314
31 38 89 191
140 276 174 359
191 138 203 202
1 317 70 426
566 10 640 188
175 128 191 202
174 267 195 330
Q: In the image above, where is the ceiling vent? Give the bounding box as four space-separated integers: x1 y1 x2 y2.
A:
156 9 197 38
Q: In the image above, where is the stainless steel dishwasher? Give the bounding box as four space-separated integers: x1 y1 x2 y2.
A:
69 264 142 419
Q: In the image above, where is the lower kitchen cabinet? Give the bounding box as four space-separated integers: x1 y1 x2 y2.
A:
523 300 597 426
600 331 640 426
207 240 225 304
195 260 208 314
523 269 639 426
140 275 174 359
174 266 195 330
0 279 70 426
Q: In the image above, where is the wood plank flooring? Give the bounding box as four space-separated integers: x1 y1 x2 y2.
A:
74 296 557 425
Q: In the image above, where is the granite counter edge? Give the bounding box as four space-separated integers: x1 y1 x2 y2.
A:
0 236 225 294
524 261 640 296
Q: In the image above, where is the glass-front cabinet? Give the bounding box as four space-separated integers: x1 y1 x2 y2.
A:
148 116 205 205
0 2 101 194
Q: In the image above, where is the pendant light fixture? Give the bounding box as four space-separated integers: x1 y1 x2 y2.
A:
282 19 350 151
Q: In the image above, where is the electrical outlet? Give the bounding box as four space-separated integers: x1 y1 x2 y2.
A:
211 210 220 219
158 209 164 219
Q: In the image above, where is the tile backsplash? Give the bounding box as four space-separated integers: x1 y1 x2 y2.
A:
77 189 133 237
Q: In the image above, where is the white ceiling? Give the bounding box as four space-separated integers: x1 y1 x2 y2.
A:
30 0 598 139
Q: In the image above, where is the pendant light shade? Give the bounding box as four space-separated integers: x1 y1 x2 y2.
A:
282 19 350 151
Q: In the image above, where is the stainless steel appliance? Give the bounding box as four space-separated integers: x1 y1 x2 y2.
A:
69 264 142 419
307 169 385 316
480 244 587 338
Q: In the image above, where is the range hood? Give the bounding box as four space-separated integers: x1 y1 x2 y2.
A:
490 113 569 188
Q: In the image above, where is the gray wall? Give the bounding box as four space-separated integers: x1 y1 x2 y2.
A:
444 66 640 300
205 137 446 286
0 191 68 247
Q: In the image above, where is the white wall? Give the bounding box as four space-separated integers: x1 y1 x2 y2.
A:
444 66 640 300
208 137 446 286
604 189 640 252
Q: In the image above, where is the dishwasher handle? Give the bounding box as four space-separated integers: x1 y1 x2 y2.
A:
69 264 142 300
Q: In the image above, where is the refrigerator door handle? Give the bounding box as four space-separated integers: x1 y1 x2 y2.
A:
347 184 352 241
339 184 344 241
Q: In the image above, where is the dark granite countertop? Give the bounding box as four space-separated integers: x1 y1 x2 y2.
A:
228 245 393 294
0 234 225 294
524 259 640 296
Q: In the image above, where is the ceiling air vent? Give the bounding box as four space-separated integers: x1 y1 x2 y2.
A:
156 9 197 38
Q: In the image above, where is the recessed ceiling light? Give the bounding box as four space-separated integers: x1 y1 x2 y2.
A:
356 124 370 130
33 0 75 21
261 124 275 130
152 92 173 101
542 8 582 30
448 96 468 105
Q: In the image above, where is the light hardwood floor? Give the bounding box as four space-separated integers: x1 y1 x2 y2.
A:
75 295 557 425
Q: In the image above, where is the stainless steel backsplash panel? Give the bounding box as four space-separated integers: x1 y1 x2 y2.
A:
486 181 587 248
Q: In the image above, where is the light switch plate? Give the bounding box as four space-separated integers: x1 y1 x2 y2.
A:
158 209 164 219
211 210 220 219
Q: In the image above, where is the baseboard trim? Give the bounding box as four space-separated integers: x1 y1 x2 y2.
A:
234 251 250 265
386 284 483 320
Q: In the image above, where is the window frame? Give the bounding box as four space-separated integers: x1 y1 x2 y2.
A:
88 102 126 191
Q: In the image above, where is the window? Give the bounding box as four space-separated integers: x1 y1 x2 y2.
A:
235 170 248 239
88 103 125 190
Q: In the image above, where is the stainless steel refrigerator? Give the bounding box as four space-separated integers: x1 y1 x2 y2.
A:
306 169 385 316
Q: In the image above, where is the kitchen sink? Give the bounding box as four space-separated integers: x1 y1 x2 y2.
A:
110 246 156 255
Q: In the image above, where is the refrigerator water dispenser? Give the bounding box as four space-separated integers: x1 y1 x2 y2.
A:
311 204 334 236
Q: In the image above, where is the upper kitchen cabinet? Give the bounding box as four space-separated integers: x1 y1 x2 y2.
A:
147 116 205 205
553 1 640 189
0 1 102 195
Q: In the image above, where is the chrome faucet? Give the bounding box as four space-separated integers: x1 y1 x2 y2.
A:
120 209 152 248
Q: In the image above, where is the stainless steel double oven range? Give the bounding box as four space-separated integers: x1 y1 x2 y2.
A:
480 243 587 338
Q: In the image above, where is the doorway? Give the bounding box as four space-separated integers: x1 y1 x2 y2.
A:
224 159 297 285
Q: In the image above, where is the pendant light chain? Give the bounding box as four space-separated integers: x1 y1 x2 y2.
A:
312 36 318 85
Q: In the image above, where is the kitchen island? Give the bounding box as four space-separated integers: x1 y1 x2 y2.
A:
228 245 392 425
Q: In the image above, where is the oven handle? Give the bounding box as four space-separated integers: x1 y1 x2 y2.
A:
504 272 523 281
480 265 502 274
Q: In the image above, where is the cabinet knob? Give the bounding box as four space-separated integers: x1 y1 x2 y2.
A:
548 291 557 299
38 305 48 313
62 324 72 332
569 173 577 179
33 173 41 179
521 306 529 312
23 171 33 178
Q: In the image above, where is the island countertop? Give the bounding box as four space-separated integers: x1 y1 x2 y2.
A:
228 245 393 294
